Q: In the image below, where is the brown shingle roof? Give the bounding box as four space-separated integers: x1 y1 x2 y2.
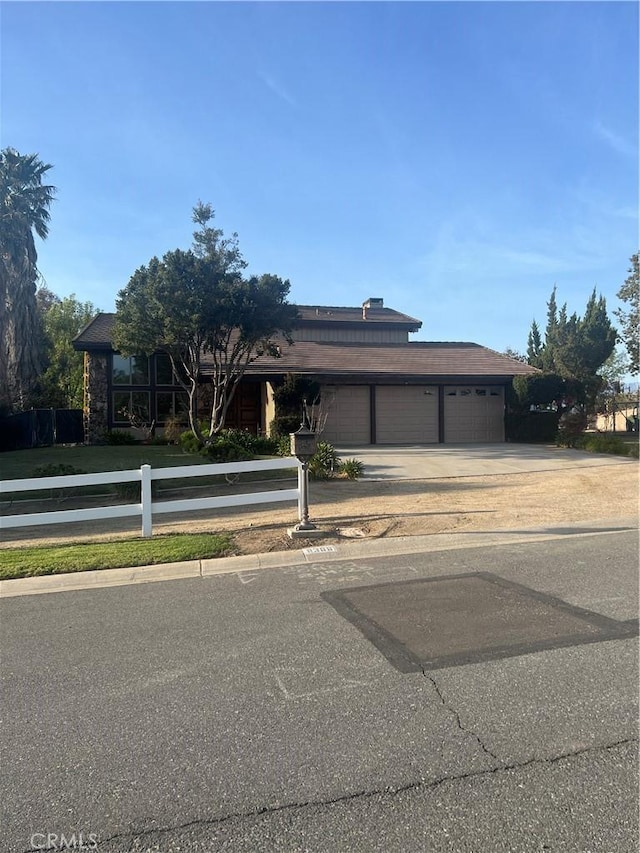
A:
73 312 536 380
72 313 117 350
295 304 421 329
72 303 421 349
205 341 537 381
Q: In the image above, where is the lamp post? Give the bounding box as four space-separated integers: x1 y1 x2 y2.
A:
290 424 318 532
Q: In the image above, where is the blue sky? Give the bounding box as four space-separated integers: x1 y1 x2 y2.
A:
2 1 638 363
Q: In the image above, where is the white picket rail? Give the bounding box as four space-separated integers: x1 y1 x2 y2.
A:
0 457 301 538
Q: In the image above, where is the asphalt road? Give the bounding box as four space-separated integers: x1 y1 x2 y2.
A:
1 530 638 852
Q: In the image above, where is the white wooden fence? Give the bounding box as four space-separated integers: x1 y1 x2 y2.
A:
0 457 301 538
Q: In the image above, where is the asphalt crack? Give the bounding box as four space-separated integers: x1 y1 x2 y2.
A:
422 669 501 761
32 737 635 853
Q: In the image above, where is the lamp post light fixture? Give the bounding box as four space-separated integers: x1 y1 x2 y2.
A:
290 424 318 532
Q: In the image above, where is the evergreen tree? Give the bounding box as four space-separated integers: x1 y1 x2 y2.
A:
532 287 616 382
526 319 542 366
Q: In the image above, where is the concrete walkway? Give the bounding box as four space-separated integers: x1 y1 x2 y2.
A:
337 442 639 480
2 516 637 598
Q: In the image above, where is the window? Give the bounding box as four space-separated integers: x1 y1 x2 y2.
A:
156 391 190 423
112 354 149 385
113 391 151 424
156 354 177 385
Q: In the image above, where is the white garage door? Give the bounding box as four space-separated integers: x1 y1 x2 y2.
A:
376 386 439 444
444 386 504 443
321 385 370 445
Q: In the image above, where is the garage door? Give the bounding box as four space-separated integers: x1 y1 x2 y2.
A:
444 386 504 443
321 385 370 445
376 386 439 444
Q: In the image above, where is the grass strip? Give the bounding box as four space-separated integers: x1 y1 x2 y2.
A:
0 533 234 580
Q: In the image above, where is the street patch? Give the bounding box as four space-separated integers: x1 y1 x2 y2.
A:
321 572 639 673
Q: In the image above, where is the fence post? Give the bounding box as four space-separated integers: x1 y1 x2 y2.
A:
141 464 153 537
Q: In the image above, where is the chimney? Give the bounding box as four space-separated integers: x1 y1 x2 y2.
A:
362 297 383 319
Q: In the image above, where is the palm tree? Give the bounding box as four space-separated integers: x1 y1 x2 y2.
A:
0 148 56 412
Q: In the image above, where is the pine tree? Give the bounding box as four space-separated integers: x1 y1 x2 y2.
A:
526 319 543 366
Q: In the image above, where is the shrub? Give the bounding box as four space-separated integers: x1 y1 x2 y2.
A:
200 437 252 463
627 442 639 459
253 435 280 455
29 463 89 502
179 430 203 454
162 417 187 445
505 411 560 443
32 464 87 478
270 415 302 438
219 428 279 456
275 434 293 457
576 433 633 456
339 458 364 480
103 430 138 445
308 441 341 480
556 409 588 448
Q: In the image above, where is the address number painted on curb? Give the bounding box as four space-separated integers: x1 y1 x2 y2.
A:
302 545 338 555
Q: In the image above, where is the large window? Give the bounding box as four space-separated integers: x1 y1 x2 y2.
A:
156 354 176 385
112 354 149 385
156 391 190 423
113 391 151 424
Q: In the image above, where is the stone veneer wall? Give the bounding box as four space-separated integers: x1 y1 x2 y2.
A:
84 352 109 444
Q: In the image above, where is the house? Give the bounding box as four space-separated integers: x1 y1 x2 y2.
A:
73 297 536 445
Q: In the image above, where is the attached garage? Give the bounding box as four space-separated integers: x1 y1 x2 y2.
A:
375 386 439 444
321 383 506 445
322 385 371 445
444 386 505 443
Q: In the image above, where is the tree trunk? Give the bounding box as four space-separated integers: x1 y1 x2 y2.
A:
0 252 43 411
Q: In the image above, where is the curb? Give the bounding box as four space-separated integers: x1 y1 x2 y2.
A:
1 518 637 599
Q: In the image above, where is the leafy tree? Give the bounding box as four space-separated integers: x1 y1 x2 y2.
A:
0 148 56 413
597 347 630 390
113 205 298 443
594 347 633 428
615 252 639 374
35 291 98 408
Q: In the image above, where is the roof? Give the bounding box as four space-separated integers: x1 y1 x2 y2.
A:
72 311 537 381
73 302 422 349
206 341 537 381
294 304 422 329
73 313 117 350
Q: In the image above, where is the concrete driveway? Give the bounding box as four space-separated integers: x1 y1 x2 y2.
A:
336 443 638 480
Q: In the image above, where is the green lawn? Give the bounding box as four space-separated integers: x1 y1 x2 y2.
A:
0 445 297 579
0 444 297 501
0 443 214 480
0 533 234 580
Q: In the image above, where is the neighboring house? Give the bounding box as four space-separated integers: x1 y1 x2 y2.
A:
594 405 639 433
72 297 536 445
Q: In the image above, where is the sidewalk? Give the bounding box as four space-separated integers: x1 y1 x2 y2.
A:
2 516 637 598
